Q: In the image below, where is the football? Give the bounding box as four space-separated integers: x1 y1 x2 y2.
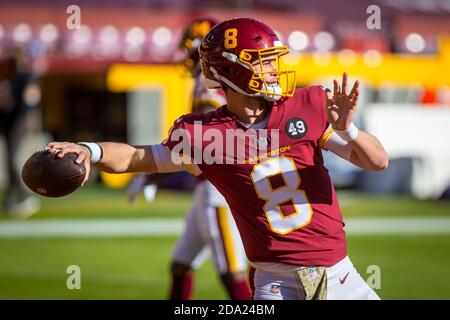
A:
21 149 86 198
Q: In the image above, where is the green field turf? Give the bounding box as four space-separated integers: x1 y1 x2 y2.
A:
0 186 449 299
1 235 450 299
0 187 194 220
2 185 450 220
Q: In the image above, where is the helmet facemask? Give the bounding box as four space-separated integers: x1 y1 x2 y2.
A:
239 45 296 102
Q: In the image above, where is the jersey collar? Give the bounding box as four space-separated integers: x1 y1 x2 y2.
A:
222 100 285 131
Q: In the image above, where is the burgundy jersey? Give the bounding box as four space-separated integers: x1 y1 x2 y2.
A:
163 86 346 266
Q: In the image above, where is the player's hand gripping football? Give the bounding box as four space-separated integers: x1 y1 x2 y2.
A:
45 142 91 186
325 72 359 130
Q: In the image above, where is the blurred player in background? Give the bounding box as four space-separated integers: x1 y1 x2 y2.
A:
127 18 251 300
0 47 41 218
47 17 389 300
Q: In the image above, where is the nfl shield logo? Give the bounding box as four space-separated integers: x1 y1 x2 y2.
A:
270 285 280 294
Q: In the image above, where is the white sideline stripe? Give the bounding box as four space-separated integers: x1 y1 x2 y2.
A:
345 217 450 235
0 219 184 238
0 217 449 238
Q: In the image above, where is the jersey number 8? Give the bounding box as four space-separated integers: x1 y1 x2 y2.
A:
250 156 313 235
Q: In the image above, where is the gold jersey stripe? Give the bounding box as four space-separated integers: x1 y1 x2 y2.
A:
319 127 335 149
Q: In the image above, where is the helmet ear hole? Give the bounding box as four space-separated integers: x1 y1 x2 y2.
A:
223 66 234 75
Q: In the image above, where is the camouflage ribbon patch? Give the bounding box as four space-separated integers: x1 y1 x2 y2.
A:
296 266 327 300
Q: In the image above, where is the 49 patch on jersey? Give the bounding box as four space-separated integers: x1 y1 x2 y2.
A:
285 118 308 139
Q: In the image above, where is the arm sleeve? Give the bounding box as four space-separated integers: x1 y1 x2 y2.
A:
151 144 202 176
160 115 203 176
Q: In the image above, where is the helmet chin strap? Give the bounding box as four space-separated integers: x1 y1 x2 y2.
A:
260 84 282 102
210 66 282 102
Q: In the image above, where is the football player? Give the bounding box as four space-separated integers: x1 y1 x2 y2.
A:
47 18 389 300
127 18 251 300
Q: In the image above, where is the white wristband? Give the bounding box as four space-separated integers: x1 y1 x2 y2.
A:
77 142 103 163
334 123 359 142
